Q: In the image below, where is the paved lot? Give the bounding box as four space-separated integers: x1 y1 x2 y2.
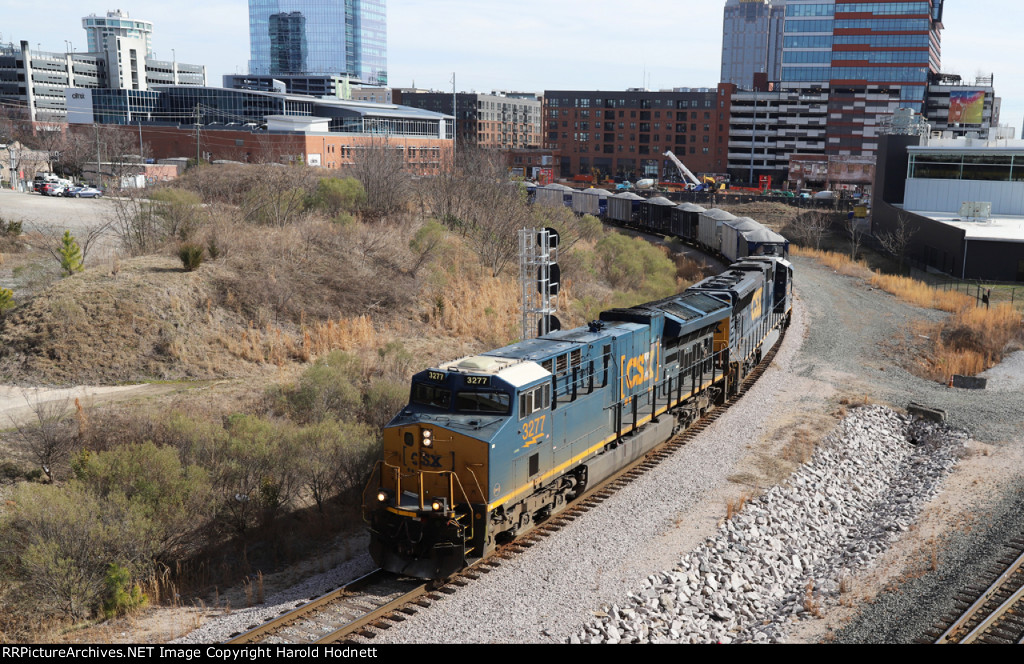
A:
0 188 120 257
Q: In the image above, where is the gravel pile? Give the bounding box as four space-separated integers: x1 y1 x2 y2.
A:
572 406 967 644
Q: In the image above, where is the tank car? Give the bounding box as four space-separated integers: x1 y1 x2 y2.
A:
364 256 793 579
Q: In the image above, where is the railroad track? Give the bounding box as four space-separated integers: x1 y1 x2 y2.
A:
225 569 428 644
924 537 1024 644
226 329 787 645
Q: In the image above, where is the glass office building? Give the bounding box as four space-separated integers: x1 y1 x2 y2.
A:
772 0 944 157
248 0 387 85
721 0 787 89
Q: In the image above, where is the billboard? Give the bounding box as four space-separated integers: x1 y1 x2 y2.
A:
65 88 94 125
948 90 985 124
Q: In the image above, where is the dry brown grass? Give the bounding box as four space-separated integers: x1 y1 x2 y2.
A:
922 302 1022 380
803 579 823 618
791 245 873 278
416 245 535 349
869 273 974 312
725 491 755 520
782 427 820 466
797 246 1024 381
674 253 712 283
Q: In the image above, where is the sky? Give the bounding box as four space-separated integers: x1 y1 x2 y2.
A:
1 1 1020 133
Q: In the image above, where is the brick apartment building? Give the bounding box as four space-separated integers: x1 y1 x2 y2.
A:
395 91 542 151
542 86 732 182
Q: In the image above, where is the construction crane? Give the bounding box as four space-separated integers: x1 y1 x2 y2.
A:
663 150 714 191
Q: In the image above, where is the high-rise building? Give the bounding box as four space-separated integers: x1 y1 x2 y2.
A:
778 0 944 157
720 0 787 89
82 9 153 57
726 0 949 186
268 12 308 75
82 10 154 90
248 0 387 85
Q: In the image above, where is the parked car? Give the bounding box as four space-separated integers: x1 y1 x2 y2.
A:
40 183 63 196
74 186 103 198
63 186 83 197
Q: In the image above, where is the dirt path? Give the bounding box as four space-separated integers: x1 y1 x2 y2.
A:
0 383 203 429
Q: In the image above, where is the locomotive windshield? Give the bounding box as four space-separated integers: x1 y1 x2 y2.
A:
454 391 511 415
411 382 451 409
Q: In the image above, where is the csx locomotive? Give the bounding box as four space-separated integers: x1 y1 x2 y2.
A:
364 255 793 579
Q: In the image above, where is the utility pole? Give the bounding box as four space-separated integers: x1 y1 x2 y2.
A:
94 123 101 187
451 72 456 158
5 145 16 191
195 103 201 164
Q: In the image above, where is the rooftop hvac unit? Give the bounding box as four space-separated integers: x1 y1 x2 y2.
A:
959 201 991 221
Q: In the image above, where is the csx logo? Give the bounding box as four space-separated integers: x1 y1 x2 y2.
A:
521 415 546 447
621 352 654 392
751 287 763 322
410 452 442 468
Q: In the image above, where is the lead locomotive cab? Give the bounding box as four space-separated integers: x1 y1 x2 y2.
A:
364 354 550 579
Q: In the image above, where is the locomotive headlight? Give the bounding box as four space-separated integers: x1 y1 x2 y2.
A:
431 499 444 512
421 429 433 447
376 489 390 503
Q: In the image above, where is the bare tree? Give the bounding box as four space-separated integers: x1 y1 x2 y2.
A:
877 212 916 274
29 122 69 173
55 129 97 179
789 210 831 250
109 188 159 256
240 163 317 226
845 215 866 260
420 145 471 230
346 136 413 219
8 392 79 480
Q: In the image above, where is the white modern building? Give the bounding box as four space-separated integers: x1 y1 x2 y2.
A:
0 10 205 123
83 10 153 90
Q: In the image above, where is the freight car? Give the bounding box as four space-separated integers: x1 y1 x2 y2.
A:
364 255 793 579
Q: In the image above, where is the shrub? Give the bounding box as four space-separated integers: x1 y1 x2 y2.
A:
595 233 677 299
3 482 156 619
243 186 309 226
149 188 204 241
364 378 408 432
71 441 214 559
294 418 379 511
178 243 204 271
312 177 366 216
282 351 363 424
0 460 25 482
2 218 23 236
217 414 305 531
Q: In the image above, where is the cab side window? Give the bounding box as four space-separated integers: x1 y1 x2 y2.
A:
519 383 551 419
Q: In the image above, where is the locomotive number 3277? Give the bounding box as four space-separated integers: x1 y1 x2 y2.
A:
521 415 546 447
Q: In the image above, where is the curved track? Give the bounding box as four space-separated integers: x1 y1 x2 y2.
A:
225 327 787 645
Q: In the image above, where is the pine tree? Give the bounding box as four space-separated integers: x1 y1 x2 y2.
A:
0 286 13 314
59 230 84 276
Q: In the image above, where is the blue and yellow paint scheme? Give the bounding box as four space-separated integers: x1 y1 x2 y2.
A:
365 256 793 579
